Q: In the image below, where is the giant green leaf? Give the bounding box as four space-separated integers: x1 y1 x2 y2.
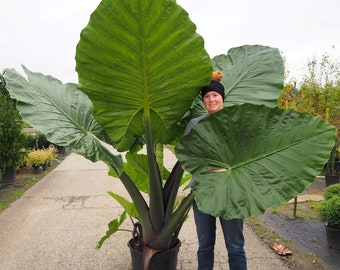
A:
190 45 284 118
4 67 123 173
76 0 212 151
175 104 336 219
213 45 284 107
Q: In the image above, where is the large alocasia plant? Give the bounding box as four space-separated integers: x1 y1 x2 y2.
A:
3 0 336 269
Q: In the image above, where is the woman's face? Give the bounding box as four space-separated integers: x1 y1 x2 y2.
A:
203 91 224 114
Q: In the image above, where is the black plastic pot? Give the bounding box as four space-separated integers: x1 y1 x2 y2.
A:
325 224 340 250
57 145 66 156
32 165 43 174
128 239 181 270
334 161 340 173
325 174 340 187
1 167 16 183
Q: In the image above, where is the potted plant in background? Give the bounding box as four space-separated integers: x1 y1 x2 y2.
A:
27 148 54 173
0 73 28 183
27 150 47 173
318 183 340 249
3 0 336 269
325 134 340 186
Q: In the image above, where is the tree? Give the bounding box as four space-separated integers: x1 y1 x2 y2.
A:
278 53 340 129
0 73 27 181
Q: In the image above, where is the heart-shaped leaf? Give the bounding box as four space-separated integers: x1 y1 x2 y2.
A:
213 45 284 107
76 0 212 151
4 66 123 173
175 104 336 219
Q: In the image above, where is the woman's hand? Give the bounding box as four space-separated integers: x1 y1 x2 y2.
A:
208 168 227 172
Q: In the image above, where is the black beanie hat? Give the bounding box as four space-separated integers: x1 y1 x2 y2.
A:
201 80 225 101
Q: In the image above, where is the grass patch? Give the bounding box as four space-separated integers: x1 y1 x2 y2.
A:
269 201 323 222
0 176 40 212
0 189 26 211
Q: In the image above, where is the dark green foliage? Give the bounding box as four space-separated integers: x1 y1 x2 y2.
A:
0 74 27 171
324 183 340 200
318 184 340 228
24 131 51 150
318 195 340 228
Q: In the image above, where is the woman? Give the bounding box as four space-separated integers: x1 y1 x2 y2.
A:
184 71 247 270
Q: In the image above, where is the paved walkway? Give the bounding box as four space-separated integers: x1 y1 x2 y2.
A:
0 152 289 269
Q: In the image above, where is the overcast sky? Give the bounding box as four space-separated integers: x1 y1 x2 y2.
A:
1 0 339 84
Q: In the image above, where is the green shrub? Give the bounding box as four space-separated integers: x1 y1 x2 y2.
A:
318 195 340 228
0 75 28 171
324 183 340 200
27 148 57 166
27 150 48 166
